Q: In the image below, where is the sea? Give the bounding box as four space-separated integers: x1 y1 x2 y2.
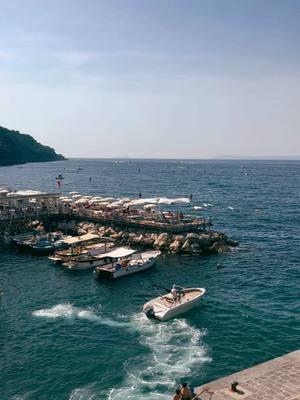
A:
0 159 299 400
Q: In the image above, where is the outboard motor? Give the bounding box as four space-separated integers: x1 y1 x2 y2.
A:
144 306 155 319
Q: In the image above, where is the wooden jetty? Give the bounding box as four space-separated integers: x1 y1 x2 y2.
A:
0 209 212 234
0 207 211 237
195 350 300 400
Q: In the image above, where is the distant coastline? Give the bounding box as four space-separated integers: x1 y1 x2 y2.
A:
0 125 66 167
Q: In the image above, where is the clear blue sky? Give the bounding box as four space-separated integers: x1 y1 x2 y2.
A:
0 0 300 158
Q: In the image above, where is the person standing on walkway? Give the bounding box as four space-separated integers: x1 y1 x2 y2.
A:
180 383 192 400
173 388 182 400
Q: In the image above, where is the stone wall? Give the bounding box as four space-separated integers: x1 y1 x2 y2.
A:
50 220 238 255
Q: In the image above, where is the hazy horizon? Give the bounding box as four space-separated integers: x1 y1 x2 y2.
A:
1 0 300 159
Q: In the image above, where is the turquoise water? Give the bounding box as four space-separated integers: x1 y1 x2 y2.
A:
0 159 299 399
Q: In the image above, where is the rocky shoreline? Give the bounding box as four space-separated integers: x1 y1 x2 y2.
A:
50 220 238 255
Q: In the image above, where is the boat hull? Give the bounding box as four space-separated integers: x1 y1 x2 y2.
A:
95 259 155 279
62 258 107 270
143 288 206 321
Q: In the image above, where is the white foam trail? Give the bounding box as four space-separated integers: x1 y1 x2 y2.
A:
193 206 203 210
33 304 129 328
228 206 234 210
69 387 97 400
108 313 211 400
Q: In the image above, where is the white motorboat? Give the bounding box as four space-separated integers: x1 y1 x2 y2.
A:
143 287 206 321
94 248 161 279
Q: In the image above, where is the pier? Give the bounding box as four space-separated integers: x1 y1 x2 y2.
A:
0 190 212 236
196 350 300 400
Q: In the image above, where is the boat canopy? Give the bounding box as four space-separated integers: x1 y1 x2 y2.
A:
62 233 99 245
97 247 136 259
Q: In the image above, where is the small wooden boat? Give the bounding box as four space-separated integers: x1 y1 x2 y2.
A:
143 287 206 321
62 243 116 270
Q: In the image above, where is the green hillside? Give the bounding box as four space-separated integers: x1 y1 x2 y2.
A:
0 126 65 166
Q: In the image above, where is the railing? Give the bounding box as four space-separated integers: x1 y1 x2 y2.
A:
0 207 212 233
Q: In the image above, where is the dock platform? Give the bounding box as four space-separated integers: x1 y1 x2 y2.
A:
196 350 300 400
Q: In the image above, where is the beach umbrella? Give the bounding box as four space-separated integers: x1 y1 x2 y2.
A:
61 198 73 203
72 194 83 199
110 201 124 208
69 191 79 195
74 198 88 204
144 204 157 209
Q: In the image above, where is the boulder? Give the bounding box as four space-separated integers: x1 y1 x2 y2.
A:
174 235 185 244
198 233 214 248
154 232 170 249
182 239 192 253
169 239 182 253
77 228 87 235
186 232 199 240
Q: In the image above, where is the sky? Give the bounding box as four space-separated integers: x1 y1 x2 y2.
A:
0 0 300 158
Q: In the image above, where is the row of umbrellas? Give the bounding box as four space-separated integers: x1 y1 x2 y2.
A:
59 193 192 209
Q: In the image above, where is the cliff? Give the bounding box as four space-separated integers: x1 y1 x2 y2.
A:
0 126 65 166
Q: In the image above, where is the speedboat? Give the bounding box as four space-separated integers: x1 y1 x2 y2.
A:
143 287 206 321
94 249 161 279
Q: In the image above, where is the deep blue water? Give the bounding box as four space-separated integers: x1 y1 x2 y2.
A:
0 159 299 400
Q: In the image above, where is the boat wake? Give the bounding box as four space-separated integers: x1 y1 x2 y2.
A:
107 313 210 400
32 303 129 328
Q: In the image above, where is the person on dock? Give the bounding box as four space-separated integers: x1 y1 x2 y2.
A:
173 388 182 400
180 382 192 400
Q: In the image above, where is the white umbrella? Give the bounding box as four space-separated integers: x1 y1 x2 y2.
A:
144 204 157 209
72 194 83 199
61 198 73 203
89 198 103 204
74 198 88 204
69 191 79 195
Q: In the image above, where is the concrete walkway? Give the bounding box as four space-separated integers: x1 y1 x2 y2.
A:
195 350 300 400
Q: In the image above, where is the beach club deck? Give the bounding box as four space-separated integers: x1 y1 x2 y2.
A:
0 191 211 234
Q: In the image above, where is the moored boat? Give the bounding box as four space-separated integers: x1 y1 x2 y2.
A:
62 243 116 270
48 233 103 263
143 287 206 321
94 249 161 279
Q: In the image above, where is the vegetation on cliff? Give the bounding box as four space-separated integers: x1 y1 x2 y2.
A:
0 126 65 166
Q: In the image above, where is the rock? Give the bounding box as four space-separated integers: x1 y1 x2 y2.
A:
154 232 170 249
182 239 192 253
186 233 199 240
103 227 116 237
169 239 182 253
226 239 239 247
77 228 87 235
174 235 185 244
198 233 214 248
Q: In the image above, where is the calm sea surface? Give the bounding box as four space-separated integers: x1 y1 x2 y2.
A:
0 159 299 400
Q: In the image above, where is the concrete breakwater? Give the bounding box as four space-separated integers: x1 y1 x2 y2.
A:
49 220 238 255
